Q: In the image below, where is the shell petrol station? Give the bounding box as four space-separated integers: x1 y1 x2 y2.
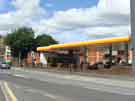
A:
36 1 135 75
37 36 133 75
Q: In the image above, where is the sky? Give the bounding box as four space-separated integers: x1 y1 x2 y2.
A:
0 0 130 43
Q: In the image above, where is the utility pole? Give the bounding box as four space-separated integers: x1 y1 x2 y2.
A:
130 0 135 73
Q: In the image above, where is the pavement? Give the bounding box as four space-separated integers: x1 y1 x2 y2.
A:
0 67 135 101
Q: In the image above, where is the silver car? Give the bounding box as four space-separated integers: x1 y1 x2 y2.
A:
0 61 11 69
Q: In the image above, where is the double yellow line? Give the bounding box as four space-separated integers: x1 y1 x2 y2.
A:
3 82 17 101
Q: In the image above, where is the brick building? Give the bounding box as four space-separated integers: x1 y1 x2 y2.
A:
27 51 40 65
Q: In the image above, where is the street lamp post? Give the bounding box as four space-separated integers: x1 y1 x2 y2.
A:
130 0 135 73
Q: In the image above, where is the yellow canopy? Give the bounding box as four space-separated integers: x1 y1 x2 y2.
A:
37 36 130 52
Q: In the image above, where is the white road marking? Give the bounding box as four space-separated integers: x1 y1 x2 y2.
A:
1 81 17 101
43 93 57 99
27 88 68 100
26 88 58 100
13 74 28 78
0 81 9 101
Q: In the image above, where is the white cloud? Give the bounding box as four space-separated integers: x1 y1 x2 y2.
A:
34 0 130 43
98 0 130 14
0 0 46 34
0 0 130 43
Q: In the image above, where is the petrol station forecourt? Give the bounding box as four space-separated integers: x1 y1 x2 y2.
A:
37 36 133 75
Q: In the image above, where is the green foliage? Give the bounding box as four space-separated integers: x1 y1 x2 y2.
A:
4 27 58 59
36 34 58 47
4 27 35 59
0 36 3 45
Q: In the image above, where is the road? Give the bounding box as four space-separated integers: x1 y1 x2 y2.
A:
0 85 5 101
0 68 135 101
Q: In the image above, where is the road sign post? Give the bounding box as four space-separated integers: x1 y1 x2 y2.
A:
130 0 135 73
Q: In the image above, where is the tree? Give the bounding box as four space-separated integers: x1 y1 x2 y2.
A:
36 34 58 47
4 27 58 66
4 27 35 59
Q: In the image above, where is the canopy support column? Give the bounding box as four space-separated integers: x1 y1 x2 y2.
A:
109 45 112 66
83 47 88 64
125 43 129 65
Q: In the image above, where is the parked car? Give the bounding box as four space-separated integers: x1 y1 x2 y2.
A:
0 60 11 69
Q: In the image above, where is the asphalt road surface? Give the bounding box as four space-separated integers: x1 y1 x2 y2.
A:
0 68 135 101
0 86 5 101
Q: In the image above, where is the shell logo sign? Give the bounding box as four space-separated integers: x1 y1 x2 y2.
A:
5 46 11 64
